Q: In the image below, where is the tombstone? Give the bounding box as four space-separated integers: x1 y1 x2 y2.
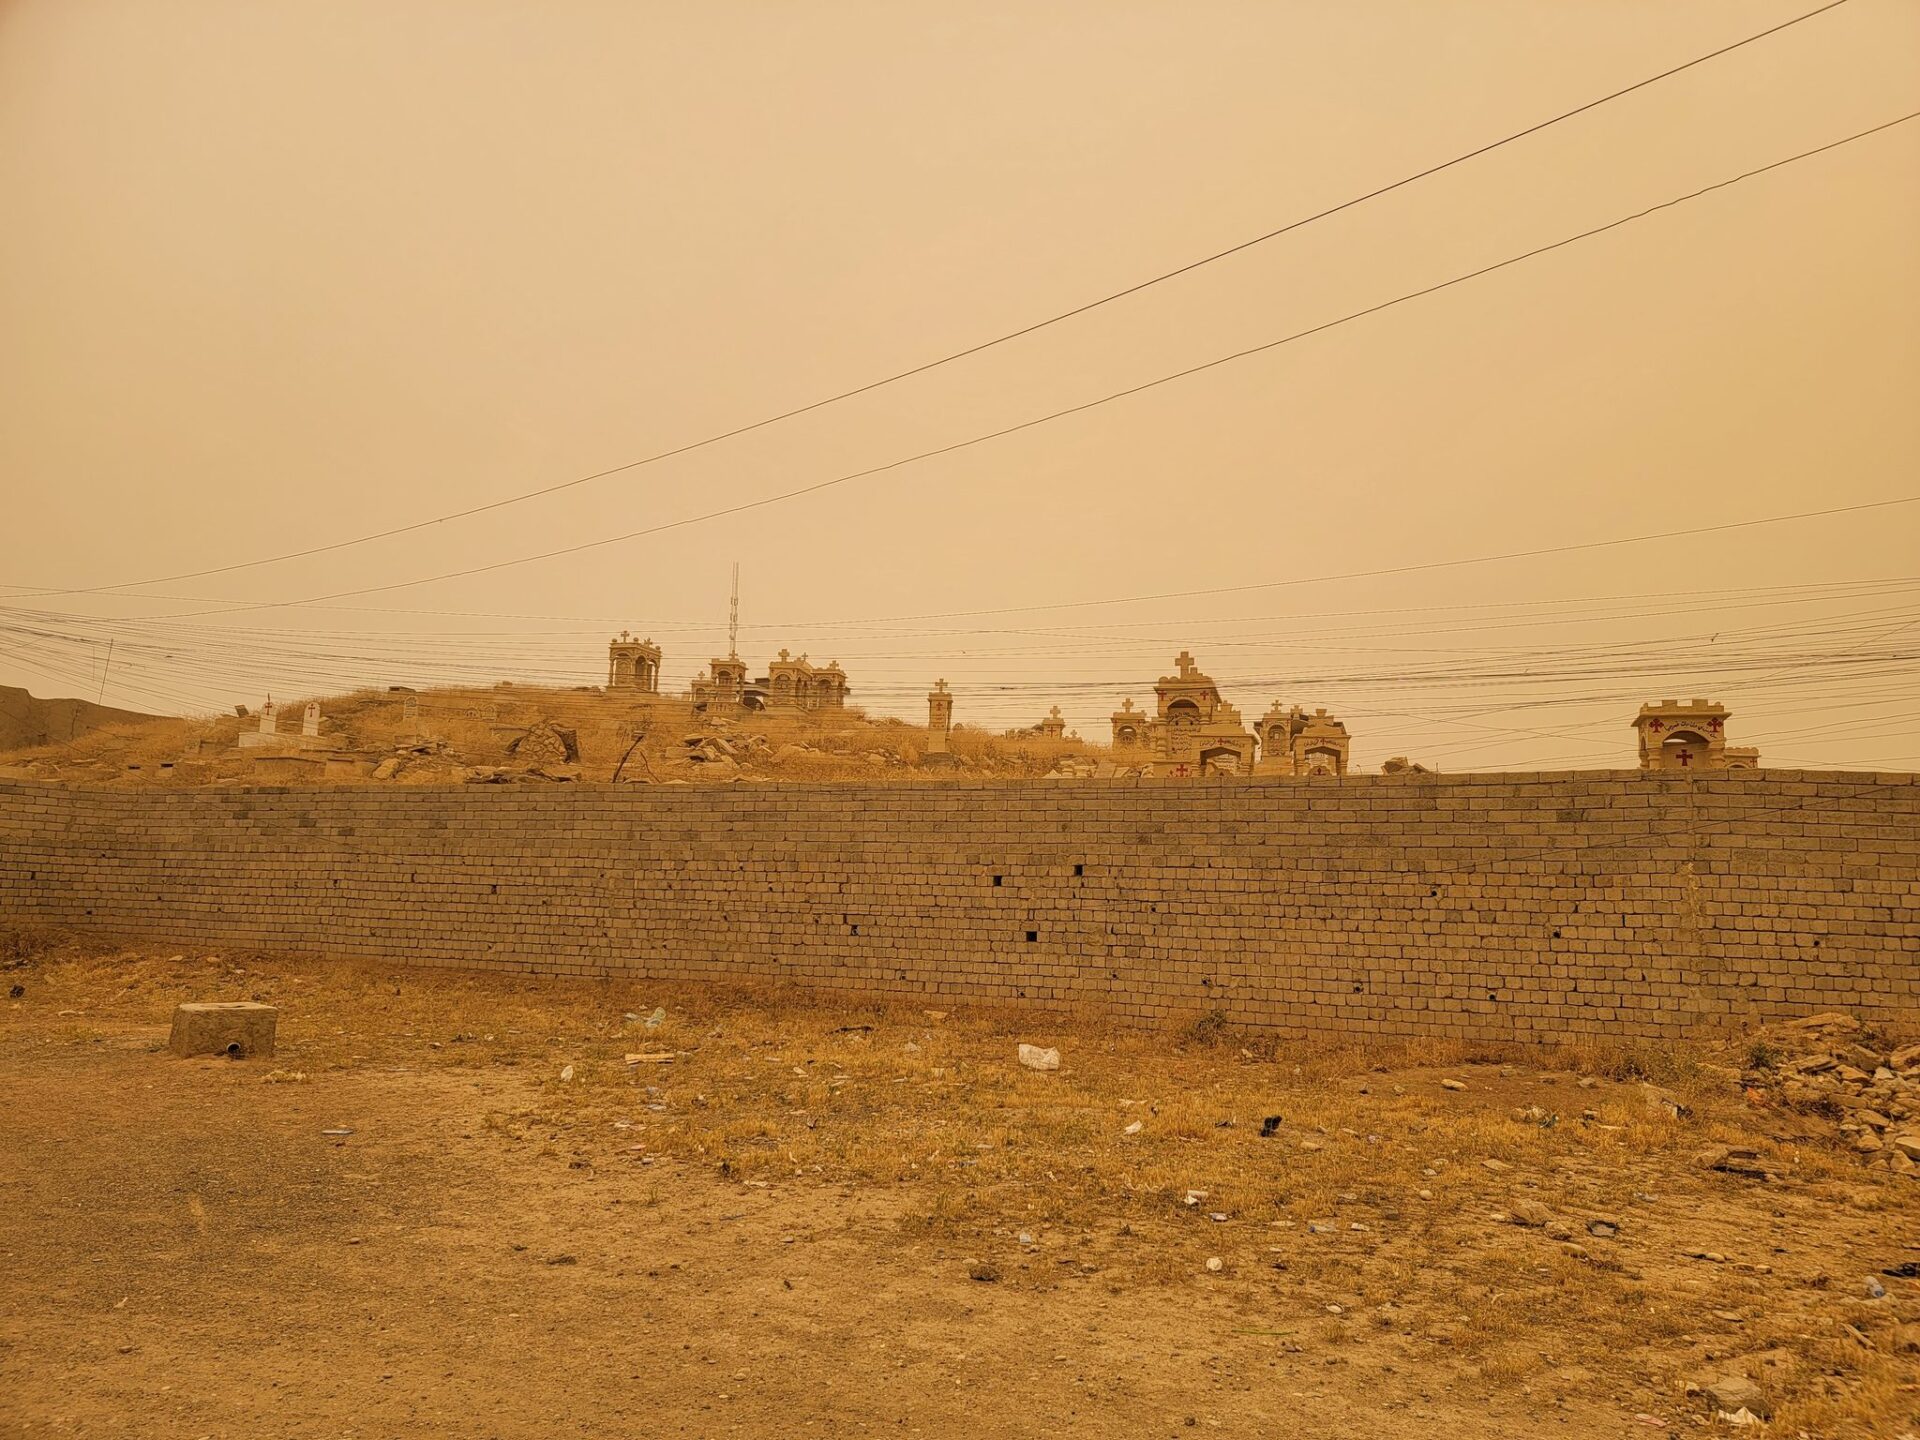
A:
302 702 321 738
925 680 955 762
237 699 280 749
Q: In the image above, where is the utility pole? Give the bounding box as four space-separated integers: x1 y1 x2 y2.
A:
728 561 740 661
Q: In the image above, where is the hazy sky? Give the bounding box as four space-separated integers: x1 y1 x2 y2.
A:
2 0 1916 770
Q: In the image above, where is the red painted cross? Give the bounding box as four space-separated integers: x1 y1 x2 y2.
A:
1676 749 1692 767
1647 718 1664 733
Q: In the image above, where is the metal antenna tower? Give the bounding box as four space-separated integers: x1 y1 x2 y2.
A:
728 562 740 660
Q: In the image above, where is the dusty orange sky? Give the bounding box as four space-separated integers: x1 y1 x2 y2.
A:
1 0 1916 769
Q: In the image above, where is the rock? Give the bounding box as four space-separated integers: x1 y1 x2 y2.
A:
967 1261 999 1283
1259 1115 1283 1138
1586 1217 1620 1239
560 1065 574 1082
1641 1083 1689 1119
1701 1375 1770 1420
1865 1276 1887 1299
1696 1145 1772 1180
1440 1078 1467 1092
372 757 402 780
1509 1199 1552 1228
644 1007 666 1029
1123 1120 1143 1135
1481 1159 1511 1173
1890 1042 1920 1073
1018 1044 1061 1072
1890 1324 1920 1355
1544 1220 1575 1241
1890 1134 1920 1161
1205 1257 1223 1273
1785 1011 1859 1034
168 1001 277 1059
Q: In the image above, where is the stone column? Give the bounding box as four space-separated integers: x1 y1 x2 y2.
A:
926 680 954 760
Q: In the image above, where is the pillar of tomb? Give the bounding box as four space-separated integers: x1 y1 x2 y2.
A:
924 679 956 765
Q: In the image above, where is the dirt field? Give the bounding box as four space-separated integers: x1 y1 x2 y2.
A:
3 939 1916 1438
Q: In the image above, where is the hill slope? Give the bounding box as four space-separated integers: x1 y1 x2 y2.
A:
0 685 159 754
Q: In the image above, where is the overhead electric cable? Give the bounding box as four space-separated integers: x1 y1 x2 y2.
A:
10 0 1857 600
58 108 1920 623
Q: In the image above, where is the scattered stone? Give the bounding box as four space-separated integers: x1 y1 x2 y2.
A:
967 1261 999 1283
1865 1276 1887 1300
1481 1159 1511 1174
1017 1044 1061 1072
1259 1115 1283 1138
1440 1079 1467 1092
545 1253 577 1266
1586 1218 1619 1239
1123 1120 1143 1136
1205 1257 1223 1273
559 1065 574 1082
1701 1375 1770 1420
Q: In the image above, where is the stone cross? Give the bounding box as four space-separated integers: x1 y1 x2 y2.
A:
1175 651 1197 678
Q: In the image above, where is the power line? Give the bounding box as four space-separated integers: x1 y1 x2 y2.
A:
56 108 1920 623
10 0 1859 601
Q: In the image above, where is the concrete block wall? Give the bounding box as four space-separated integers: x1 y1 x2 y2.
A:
1 773 1916 1041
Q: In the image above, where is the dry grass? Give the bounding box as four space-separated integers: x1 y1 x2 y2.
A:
6 935 1916 1435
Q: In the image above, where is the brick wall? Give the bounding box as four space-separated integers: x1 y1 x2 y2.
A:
2 773 1916 1040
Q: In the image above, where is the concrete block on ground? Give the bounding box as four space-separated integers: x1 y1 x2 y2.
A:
168 1002 278 1059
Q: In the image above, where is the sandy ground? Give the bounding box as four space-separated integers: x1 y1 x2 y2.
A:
2 942 1916 1439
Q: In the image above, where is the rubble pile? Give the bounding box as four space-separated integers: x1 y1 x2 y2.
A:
1744 1012 1920 1177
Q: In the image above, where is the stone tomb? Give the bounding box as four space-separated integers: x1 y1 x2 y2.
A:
168 1001 278 1059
